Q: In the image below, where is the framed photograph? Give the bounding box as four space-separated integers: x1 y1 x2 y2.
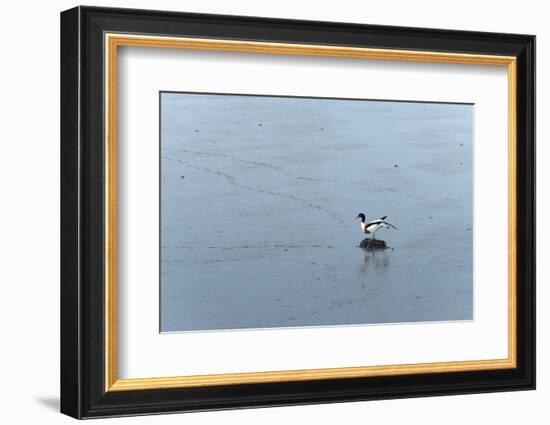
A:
60 6 535 419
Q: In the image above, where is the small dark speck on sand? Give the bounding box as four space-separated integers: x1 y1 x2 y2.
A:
460 162 464 165
181 176 185 179
466 228 472 231
284 249 288 252
320 128 324 131
394 164 399 168
460 143 464 146
194 129 200 132
258 123 263 127
428 216 433 219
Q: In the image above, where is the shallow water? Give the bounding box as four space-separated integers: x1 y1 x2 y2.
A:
160 93 473 332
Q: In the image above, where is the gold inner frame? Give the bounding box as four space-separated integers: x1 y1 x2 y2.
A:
104 33 517 392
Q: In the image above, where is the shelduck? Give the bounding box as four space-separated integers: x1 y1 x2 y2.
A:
356 213 396 239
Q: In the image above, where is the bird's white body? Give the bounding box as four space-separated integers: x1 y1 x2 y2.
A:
361 220 385 234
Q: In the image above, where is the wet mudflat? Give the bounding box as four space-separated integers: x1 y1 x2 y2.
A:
160 93 473 332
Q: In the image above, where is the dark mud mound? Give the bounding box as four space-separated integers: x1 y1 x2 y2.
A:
359 238 388 250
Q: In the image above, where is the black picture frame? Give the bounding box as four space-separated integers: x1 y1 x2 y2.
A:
61 5 535 419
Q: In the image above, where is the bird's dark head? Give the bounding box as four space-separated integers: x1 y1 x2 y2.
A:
356 213 366 222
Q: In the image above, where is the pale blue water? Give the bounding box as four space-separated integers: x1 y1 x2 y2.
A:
160 92 473 332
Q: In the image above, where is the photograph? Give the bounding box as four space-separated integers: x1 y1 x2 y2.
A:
160 92 474 332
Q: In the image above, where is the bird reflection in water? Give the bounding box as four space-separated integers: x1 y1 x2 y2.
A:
359 247 390 273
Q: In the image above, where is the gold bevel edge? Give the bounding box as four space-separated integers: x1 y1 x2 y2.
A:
507 60 518 368
104 33 518 392
104 34 118 390
109 359 515 391
108 33 515 65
